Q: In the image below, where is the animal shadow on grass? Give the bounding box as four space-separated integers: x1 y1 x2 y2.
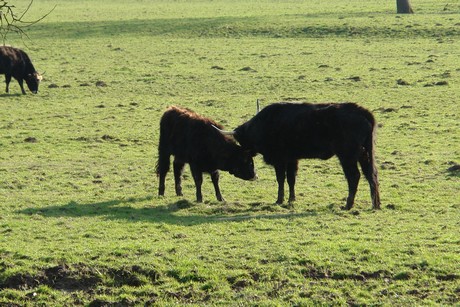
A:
0 93 22 97
17 197 316 226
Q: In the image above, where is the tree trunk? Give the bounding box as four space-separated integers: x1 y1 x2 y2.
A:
397 0 414 14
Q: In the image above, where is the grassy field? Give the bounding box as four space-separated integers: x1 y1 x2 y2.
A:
1 0 459 305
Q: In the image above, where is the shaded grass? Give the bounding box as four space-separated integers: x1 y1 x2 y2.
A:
27 14 460 40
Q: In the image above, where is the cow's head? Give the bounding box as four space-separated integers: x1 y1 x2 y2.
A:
227 146 257 181
25 72 43 94
213 124 254 153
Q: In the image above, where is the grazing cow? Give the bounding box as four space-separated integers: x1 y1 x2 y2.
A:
156 106 256 202
216 102 380 210
0 46 42 94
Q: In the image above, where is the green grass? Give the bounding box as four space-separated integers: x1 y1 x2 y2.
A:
1 0 459 305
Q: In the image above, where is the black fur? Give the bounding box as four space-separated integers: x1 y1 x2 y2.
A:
0 46 41 94
233 102 380 209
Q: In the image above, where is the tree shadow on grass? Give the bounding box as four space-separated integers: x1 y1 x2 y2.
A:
17 196 318 226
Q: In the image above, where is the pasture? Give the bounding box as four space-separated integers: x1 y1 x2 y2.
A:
1 0 459 305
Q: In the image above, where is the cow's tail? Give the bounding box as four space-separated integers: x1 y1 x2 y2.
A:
156 112 173 197
155 152 168 178
156 123 170 177
359 112 381 209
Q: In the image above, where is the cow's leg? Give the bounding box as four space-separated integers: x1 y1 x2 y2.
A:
339 157 361 210
190 164 203 203
359 153 380 210
173 159 185 196
274 163 287 204
5 75 11 93
286 160 298 203
17 79 26 94
210 170 224 202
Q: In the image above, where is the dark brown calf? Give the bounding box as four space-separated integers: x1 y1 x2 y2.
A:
156 106 256 202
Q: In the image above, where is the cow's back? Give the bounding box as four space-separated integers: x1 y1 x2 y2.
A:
235 103 327 160
158 106 226 165
0 46 31 75
235 102 374 162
